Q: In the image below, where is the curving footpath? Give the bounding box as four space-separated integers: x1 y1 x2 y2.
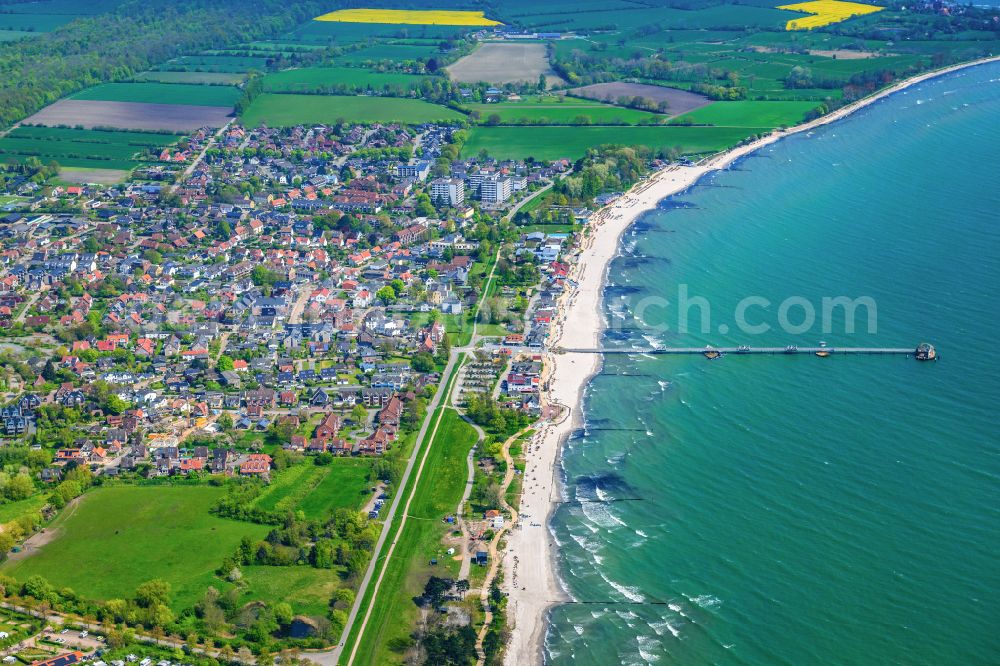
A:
473 424 534 664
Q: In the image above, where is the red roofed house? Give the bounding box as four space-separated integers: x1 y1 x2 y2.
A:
240 453 272 476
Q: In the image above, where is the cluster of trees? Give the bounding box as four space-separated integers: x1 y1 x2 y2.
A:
212 482 282 525
0 510 42 556
493 256 540 288
552 47 747 94
193 584 320 648
417 624 477 665
408 576 476 663
480 580 509 665
0 157 59 186
47 464 92 509
615 94 670 113
103 579 176 628
463 392 533 439
552 145 650 206
232 72 263 116
690 82 747 100
214 504 378 579
783 65 845 91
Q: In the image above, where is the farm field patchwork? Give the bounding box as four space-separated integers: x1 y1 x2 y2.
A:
70 82 241 107
263 66 428 93
569 82 713 116
283 19 465 45
462 125 769 160
1 486 270 612
240 93 464 127
24 99 234 132
466 95 664 125
673 100 820 127
778 0 885 30
132 70 247 85
447 42 564 86
336 43 439 65
0 125 182 170
156 54 270 73
314 9 501 26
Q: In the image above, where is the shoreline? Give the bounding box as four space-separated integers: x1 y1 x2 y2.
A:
501 54 1000 666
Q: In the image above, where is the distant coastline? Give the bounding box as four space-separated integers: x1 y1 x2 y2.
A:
501 53 1000 666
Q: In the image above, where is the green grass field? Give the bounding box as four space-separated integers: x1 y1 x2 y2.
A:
241 93 464 126
336 43 438 65
133 71 247 85
70 82 241 107
0 14 73 32
1 486 270 611
0 29 35 41
283 20 464 46
673 100 820 127
156 54 270 73
237 565 342 617
355 407 479 664
253 459 372 518
467 95 664 125
0 495 46 525
463 125 767 160
297 460 373 519
0 126 182 170
263 66 429 93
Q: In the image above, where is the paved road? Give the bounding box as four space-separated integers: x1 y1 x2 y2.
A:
13 289 44 323
312 250 503 665
502 178 557 223
310 351 461 666
287 284 313 325
170 120 232 193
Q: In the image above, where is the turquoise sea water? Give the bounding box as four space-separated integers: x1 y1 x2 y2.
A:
546 62 1000 665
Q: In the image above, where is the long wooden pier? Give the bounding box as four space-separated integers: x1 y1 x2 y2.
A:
556 346 920 356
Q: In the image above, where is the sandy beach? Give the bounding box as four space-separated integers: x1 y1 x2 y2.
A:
501 54 1000 665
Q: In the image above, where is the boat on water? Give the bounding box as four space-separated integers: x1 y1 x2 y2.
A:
815 341 830 358
915 342 937 361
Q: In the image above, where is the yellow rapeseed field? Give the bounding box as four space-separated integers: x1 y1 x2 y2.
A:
314 9 503 26
778 0 883 30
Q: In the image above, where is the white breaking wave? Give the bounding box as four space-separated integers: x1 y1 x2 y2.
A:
603 572 645 603
688 594 722 610
580 496 627 530
636 635 663 662
648 618 681 639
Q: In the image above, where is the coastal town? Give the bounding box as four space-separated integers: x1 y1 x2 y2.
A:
0 113 607 665
0 0 994 664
